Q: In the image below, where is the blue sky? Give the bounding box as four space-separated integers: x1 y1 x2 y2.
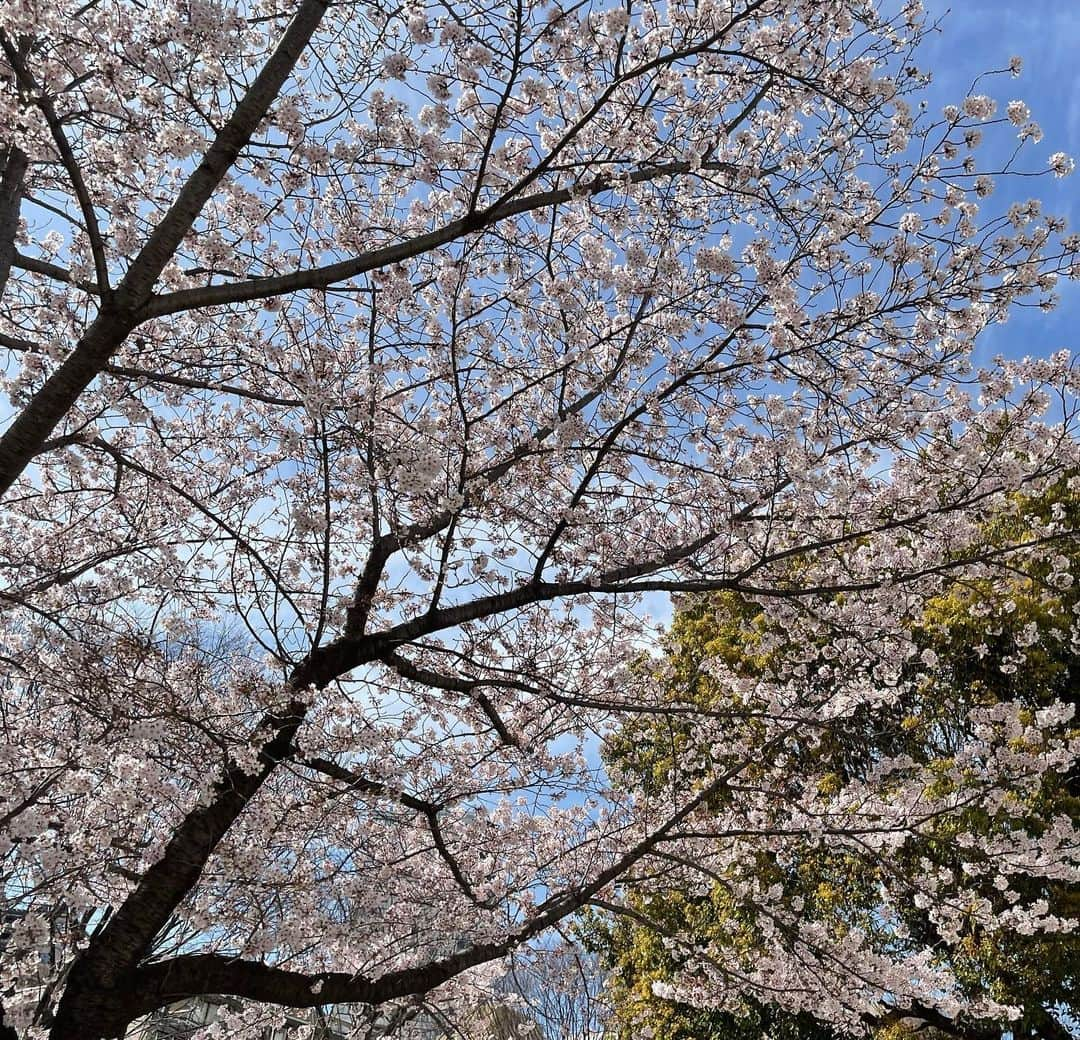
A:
920 0 1080 364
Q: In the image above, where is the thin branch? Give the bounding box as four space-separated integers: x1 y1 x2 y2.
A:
381 650 520 747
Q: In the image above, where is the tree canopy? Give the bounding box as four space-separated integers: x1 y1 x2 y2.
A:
591 480 1079 1040
0 2 1078 1039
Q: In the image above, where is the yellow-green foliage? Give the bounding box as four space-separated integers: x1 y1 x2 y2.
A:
592 480 1079 1040
605 592 772 797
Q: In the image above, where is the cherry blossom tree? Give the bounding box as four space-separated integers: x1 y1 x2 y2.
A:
0 1 1078 1038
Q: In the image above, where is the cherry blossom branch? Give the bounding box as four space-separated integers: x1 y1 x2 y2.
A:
46 696 311 1040
302 754 484 900
124 752 749 1020
1 5 1075 1038
301 755 438 816
10 251 102 294
139 158 745 319
0 34 111 296
0 0 331 499
482 0 771 211
381 649 521 747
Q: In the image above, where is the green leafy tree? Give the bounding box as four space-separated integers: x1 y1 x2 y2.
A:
589 482 1080 1040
